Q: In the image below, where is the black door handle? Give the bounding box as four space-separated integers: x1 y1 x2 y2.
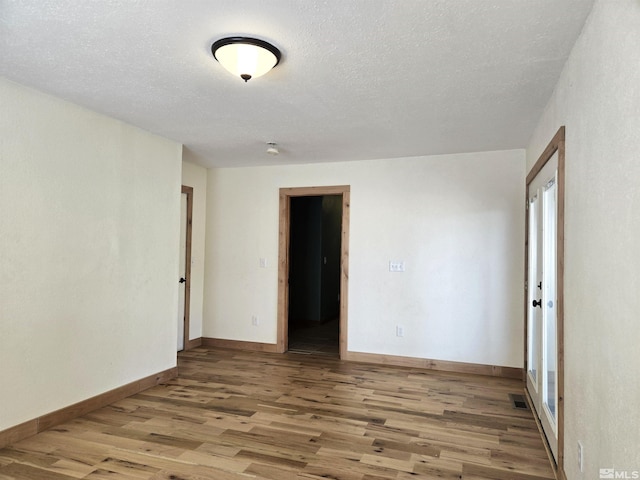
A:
532 299 542 308
179 277 186 284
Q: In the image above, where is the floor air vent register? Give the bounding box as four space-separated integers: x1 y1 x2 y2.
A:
509 393 530 410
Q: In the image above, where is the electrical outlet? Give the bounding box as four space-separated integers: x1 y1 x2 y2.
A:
389 261 405 272
577 441 583 472
252 315 259 326
396 325 404 337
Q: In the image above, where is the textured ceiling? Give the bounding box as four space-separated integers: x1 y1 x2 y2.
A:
0 1 595 168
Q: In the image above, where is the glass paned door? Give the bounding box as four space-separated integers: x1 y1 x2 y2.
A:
542 179 558 434
527 194 540 399
526 152 559 460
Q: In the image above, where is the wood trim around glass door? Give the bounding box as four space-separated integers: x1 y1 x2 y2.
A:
524 126 566 480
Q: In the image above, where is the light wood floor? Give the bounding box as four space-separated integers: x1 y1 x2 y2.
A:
0 347 554 479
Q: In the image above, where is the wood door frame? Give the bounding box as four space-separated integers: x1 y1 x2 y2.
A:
524 126 565 478
277 185 350 358
180 185 195 351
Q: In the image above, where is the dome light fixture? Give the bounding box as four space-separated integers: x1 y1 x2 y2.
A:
266 142 279 155
211 36 281 82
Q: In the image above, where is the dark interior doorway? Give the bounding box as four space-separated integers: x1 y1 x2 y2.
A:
287 195 342 356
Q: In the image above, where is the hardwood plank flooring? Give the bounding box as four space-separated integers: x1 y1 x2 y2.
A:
0 347 554 479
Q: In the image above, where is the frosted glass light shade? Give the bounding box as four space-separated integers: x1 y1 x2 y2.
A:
212 37 281 82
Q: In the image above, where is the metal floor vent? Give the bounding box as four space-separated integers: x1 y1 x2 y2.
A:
509 393 530 410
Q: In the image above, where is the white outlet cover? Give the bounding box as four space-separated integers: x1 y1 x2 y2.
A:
389 261 405 272
577 441 583 472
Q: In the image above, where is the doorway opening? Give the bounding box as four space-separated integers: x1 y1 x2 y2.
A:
287 195 342 356
177 185 193 352
277 186 350 358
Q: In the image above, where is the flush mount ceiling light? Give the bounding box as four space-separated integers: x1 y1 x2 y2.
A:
266 142 279 155
211 36 281 82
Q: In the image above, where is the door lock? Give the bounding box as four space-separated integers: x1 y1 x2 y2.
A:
179 277 186 284
532 299 542 308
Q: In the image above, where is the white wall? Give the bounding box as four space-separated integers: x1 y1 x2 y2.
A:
526 0 640 477
0 78 182 432
204 150 525 368
181 156 208 340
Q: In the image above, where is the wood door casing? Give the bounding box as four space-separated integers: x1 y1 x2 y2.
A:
180 185 194 351
277 185 350 359
524 126 565 478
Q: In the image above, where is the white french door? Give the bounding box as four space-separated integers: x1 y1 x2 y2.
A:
177 192 187 351
526 151 559 460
